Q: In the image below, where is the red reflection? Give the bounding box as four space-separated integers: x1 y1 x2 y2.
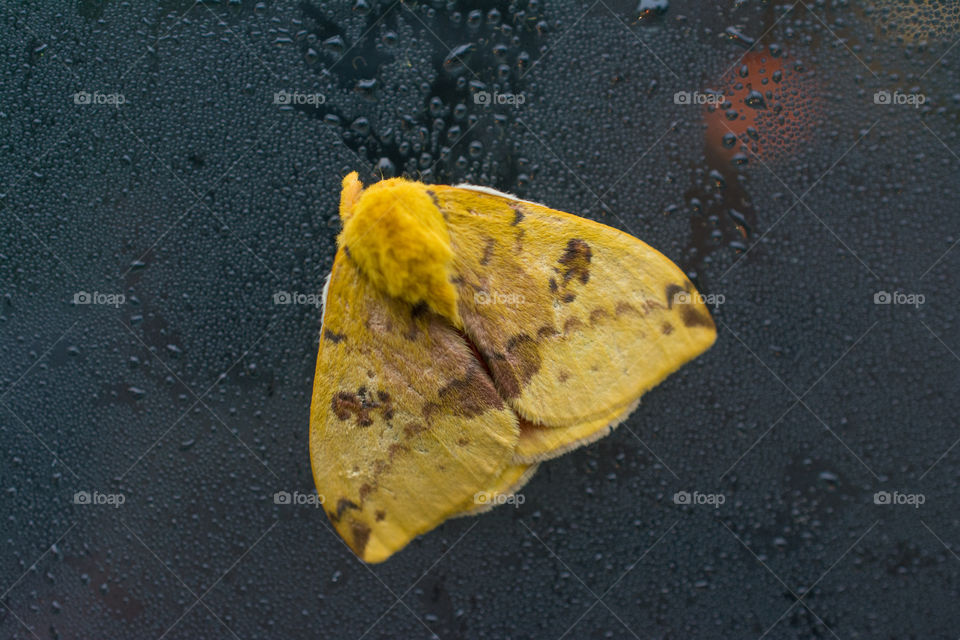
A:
703 51 820 164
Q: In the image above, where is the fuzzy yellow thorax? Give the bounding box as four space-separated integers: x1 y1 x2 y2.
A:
338 172 460 325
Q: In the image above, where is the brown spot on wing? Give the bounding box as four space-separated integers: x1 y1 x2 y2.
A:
681 305 715 329
480 238 495 266
324 329 346 343
359 483 373 501
331 391 374 427
388 443 409 459
537 325 559 339
563 317 584 334
662 322 674 335
559 238 592 284
404 422 427 438
589 308 610 324
351 521 371 557
665 284 685 309
331 388 392 427
331 497 360 523
428 363 505 418
489 334 541 399
510 205 525 226
615 302 639 316
375 510 386 522
457 437 470 446
558 371 570 382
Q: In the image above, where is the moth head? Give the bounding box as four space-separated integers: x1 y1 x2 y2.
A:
338 172 461 325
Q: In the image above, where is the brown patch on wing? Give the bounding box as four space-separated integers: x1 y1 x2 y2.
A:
457 437 470 446
331 388 392 427
537 325 559 339
681 305 715 329
359 483 373 501
330 497 360 523
563 317 584 334
428 363 505 418
403 303 430 341
559 239 592 284
324 329 346 343
510 205 525 226
641 299 665 315
331 391 374 427
662 322 674 335
488 334 542 399
480 238 495 266
665 284 685 309
388 443 409 459
404 421 427 438
514 229 526 254
589 308 610 325
375 510 386 522
351 521 371 557
615 302 639 316
558 371 570 382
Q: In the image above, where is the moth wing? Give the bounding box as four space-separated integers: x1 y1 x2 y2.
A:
453 462 538 517
432 185 716 455
514 401 639 463
310 249 520 563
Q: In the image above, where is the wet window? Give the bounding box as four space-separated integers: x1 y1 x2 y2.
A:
2 1 958 637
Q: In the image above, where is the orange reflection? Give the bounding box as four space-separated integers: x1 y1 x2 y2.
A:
703 50 821 164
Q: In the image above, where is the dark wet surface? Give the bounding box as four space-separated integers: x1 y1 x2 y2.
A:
2 1 959 638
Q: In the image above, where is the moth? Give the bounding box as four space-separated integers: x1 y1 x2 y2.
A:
310 172 716 562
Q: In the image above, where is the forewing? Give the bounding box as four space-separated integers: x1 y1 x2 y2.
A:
310 249 519 562
432 185 717 435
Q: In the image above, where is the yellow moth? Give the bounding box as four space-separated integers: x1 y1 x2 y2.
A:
310 172 717 563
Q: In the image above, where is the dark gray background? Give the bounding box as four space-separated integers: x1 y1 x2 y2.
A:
2 1 959 638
